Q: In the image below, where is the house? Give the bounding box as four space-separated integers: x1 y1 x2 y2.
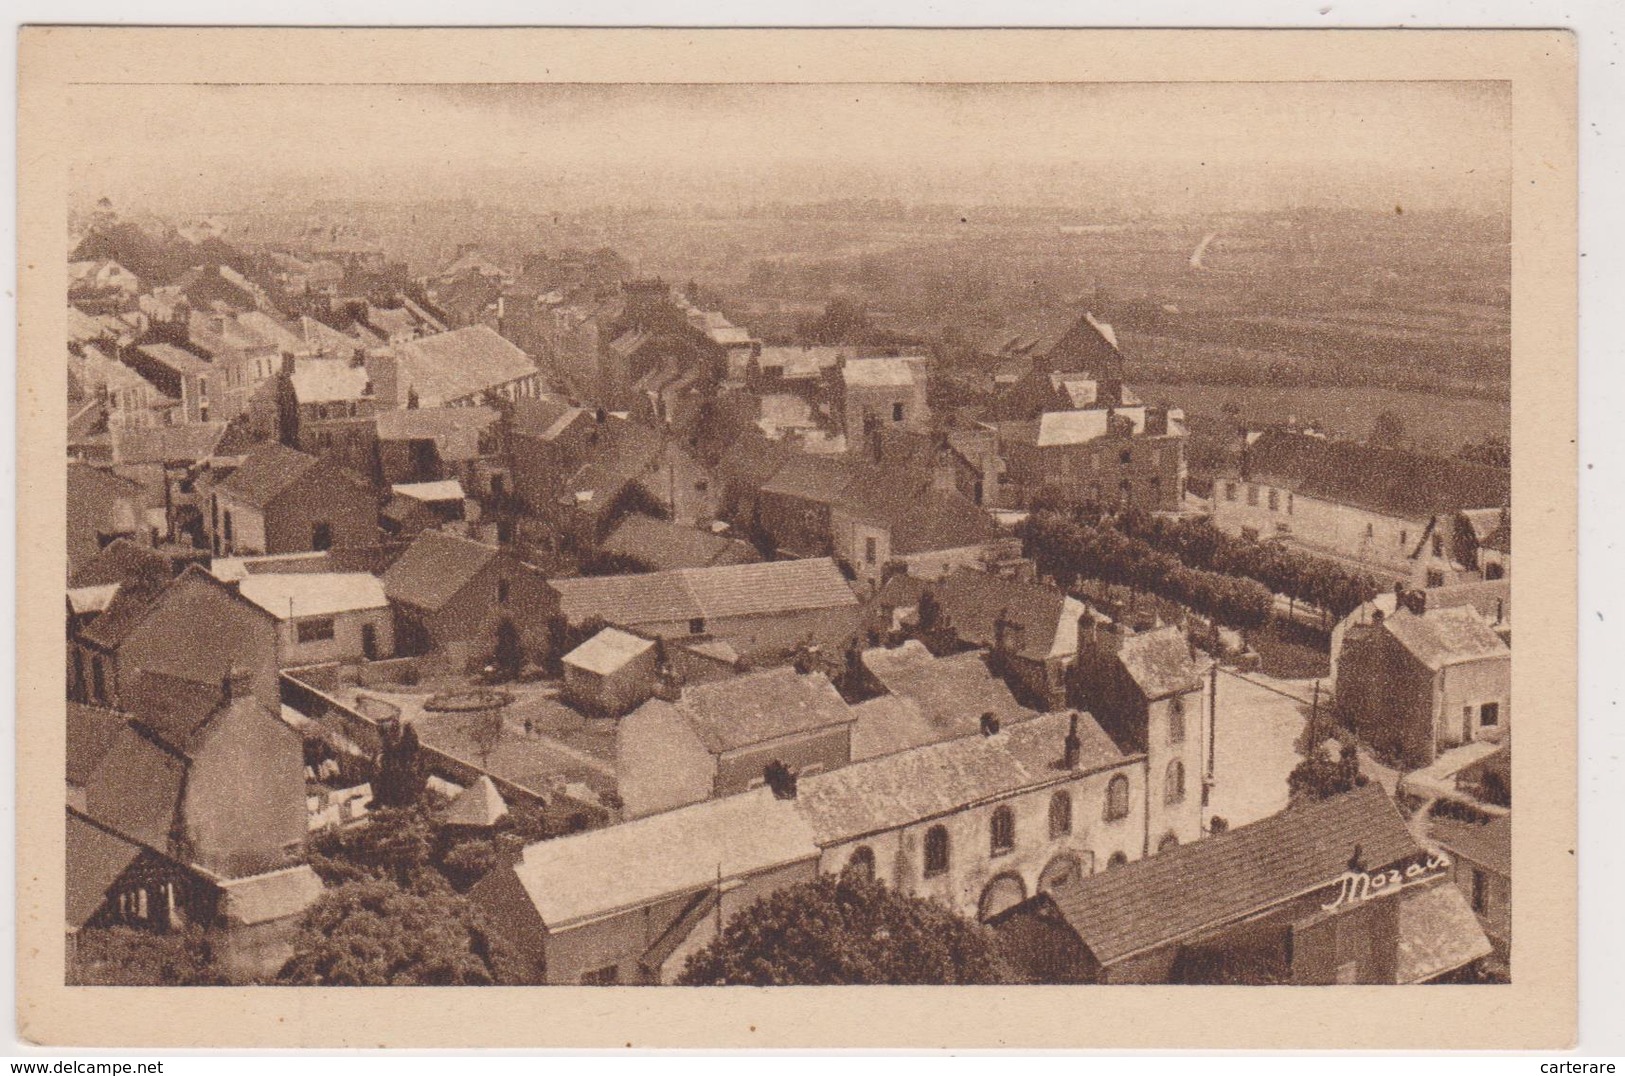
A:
374 405 504 496
1070 622 1211 851
996 406 1187 513
1209 430 1510 583
831 484 1014 590
368 325 542 409
67 462 160 576
539 419 718 548
469 787 820 984
796 709 1143 923
122 343 217 424
1412 506 1512 587
236 572 394 666
837 356 930 440
755 453 882 558
208 441 377 556
70 566 281 713
549 557 860 665
562 627 661 717
1334 597 1510 769
616 668 857 819
851 641 1034 760
992 784 1491 985
381 530 557 672
598 514 759 573
1330 578 1509 686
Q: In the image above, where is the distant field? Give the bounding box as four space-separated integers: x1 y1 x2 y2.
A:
1134 382 1510 455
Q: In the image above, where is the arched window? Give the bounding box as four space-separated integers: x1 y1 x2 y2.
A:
846 845 876 881
1048 790 1073 839
1165 760 1186 805
1159 833 1180 852
1107 851 1128 869
1104 774 1130 821
923 825 950 877
990 806 1016 857
1168 695 1187 744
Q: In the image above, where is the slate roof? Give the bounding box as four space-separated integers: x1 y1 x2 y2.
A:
77 721 191 852
600 514 757 571
1426 812 1511 876
503 786 818 927
563 627 656 677
1384 606 1509 670
883 491 1007 556
389 325 537 407
215 442 322 507
1045 784 1422 966
76 579 166 651
669 667 854 754
796 710 1128 846
550 557 857 627
760 453 864 504
1242 430 1510 520
66 809 145 930
135 343 211 378
509 396 586 440
443 775 509 829
238 572 389 620
111 422 227 465
382 530 502 613
1114 626 1204 701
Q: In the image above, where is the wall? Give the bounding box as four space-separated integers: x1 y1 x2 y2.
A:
713 725 852 796
564 646 658 716
274 606 395 668
1447 854 1510 965
427 554 559 667
1145 687 1208 851
1211 484 1424 582
842 379 930 439
616 703 716 819
1335 630 1438 767
262 467 378 555
1004 434 1185 512
182 701 308 878
212 495 268 557
602 605 861 667
1435 655 1511 752
114 575 282 712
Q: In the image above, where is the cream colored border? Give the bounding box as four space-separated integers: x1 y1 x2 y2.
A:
16 27 1577 1049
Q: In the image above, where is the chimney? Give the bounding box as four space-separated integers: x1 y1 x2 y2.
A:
1371 609 1385 627
763 760 798 800
980 712 1001 737
221 664 253 702
1063 712 1082 769
1347 843 1367 873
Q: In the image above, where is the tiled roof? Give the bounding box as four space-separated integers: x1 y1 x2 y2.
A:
69 537 172 590
1046 784 1422 965
1243 430 1510 520
504 786 818 927
550 557 857 628
760 453 859 504
797 710 1128 846
563 627 656 677
672 668 854 754
1384 606 1509 670
884 490 1007 555
216 442 322 507
66 809 145 930
216 864 326 926
239 572 389 619
1426 812 1511 876
928 569 1074 662
382 530 501 613
1114 626 1204 701
390 326 537 407
509 396 586 440
78 721 191 852
600 514 756 572
110 422 227 465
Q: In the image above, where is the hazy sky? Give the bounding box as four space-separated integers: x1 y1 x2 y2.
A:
69 81 1510 215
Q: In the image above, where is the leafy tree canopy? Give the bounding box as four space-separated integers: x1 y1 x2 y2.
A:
677 873 1012 986
70 926 228 985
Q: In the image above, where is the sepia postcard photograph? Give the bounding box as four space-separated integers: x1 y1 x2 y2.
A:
15 26 1577 1050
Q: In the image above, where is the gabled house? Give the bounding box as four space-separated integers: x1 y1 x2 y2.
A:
208 441 376 556
831 484 1013 591
837 356 931 440
381 530 557 672
236 571 394 667
540 419 718 549
616 667 857 818
1412 506 1511 587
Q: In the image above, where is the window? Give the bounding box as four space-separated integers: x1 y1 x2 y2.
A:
1486 562 1504 581
1120 449 1132 466
689 617 706 635
864 536 877 565
581 964 620 986
1165 759 1186 805
311 522 333 551
1427 569 1445 588
1225 482 1238 502
1247 485 1259 506
923 825 950 877
1365 522 1375 539
1479 702 1500 728
91 656 106 703
846 845 876 881
1107 852 1128 869
296 617 336 643
1155 697 1183 752
222 510 234 545
1268 488 1280 511
1104 774 1131 822
892 402 905 423
990 806 1016 857
1471 869 1489 915
1049 791 1073 839
497 579 510 605
1399 529 1409 548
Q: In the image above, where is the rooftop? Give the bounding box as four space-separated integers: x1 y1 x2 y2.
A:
390 325 537 407
382 530 504 613
600 515 757 572
855 641 1034 759
1112 625 1205 701
291 357 371 404
1043 784 1422 966
842 356 925 388
391 479 466 503
563 627 657 677
1383 605 1509 670
237 572 389 620
1426 811 1511 876
550 557 857 628
444 775 510 829
666 667 854 755
216 442 324 507
1242 429 1509 520
215 864 326 927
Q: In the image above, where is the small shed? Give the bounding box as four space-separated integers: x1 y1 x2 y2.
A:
562 628 660 717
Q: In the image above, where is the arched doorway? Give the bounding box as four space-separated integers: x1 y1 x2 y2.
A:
1038 852 1088 894
977 872 1028 922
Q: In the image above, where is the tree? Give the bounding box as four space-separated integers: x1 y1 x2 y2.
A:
372 721 428 810
492 616 524 682
1370 410 1406 446
69 926 229 985
308 802 438 890
272 370 301 449
677 873 1012 986
1287 738 1368 806
277 879 527 985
